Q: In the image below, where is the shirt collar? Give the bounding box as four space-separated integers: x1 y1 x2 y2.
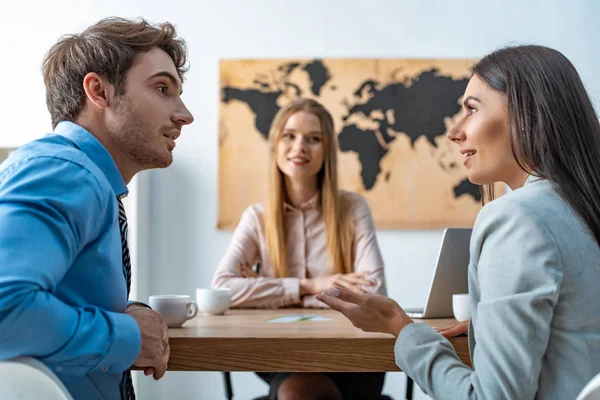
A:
524 173 543 186
54 121 128 198
284 192 320 212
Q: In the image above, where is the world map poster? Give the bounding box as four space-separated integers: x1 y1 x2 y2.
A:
218 58 502 230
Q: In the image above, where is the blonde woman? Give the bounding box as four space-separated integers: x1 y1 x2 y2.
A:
213 98 387 400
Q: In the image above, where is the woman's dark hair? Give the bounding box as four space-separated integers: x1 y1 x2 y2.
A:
473 45 600 244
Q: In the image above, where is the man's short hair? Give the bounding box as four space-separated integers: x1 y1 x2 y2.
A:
42 17 188 128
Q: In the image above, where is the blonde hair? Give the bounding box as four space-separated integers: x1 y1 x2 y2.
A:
264 98 354 278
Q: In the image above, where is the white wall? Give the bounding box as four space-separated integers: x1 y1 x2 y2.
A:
1 1 599 399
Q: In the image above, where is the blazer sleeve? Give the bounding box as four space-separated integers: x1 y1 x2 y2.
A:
394 197 562 399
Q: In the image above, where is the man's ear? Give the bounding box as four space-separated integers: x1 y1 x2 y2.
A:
82 72 114 110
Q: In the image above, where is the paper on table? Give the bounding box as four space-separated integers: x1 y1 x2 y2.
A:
266 315 332 323
307 316 332 321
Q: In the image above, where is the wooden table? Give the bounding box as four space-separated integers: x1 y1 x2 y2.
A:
167 309 470 372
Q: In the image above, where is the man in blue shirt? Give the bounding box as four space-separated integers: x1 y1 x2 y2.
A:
0 17 194 399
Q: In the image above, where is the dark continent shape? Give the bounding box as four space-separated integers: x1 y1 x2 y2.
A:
278 62 301 75
222 87 282 139
453 178 481 202
302 59 331 96
338 124 387 190
345 69 469 148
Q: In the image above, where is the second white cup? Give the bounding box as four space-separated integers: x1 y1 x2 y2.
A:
452 293 470 322
196 288 231 315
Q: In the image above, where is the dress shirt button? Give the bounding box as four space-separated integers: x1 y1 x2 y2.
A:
55 366 63 372
101 366 109 372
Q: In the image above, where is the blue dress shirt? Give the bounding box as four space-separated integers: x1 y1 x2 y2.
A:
0 121 141 400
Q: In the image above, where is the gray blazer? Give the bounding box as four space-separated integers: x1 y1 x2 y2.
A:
395 176 600 399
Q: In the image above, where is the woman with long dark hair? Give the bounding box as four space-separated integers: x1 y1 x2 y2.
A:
318 45 600 399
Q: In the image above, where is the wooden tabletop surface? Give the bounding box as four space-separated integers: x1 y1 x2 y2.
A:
165 309 470 372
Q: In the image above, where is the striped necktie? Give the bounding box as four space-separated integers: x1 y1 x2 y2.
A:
117 197 135 400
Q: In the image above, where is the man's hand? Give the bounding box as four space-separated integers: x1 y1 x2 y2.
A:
126 306 170 380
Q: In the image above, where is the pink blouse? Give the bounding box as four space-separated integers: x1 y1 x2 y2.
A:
212 191 386 308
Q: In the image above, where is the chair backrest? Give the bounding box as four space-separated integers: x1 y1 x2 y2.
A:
0 357 73 400
577 372 600 400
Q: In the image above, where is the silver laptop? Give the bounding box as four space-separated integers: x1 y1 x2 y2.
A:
404 228 472 319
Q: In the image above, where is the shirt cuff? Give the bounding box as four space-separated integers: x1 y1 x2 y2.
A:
281 277 300 306
94 312 141 374
127 300 151 309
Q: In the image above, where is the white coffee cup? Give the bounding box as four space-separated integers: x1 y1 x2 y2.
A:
452 293 470 322
148 295 198 328
196 288 231 315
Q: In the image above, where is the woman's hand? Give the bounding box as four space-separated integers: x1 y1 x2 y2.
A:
300 272 373 296
434 320 469 338
316 287 413 337
237 262 259 278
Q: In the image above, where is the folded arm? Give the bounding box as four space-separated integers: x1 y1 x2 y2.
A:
303 195 386 308
212 207 301 308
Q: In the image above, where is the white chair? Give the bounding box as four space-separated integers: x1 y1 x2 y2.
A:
0 357 73 400
577 372 600 400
